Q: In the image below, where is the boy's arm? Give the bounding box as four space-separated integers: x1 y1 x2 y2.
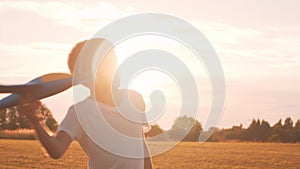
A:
122 89 154 168
17 101 72 159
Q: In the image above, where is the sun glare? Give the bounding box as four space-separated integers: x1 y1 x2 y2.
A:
113 34 211 129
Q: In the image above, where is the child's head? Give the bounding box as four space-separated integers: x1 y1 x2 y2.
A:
68 40 87 74
68 38 120 93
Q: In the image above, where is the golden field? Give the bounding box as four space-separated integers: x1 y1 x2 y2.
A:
0 139 299 169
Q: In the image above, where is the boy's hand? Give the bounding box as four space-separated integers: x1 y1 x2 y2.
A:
17 101 43 123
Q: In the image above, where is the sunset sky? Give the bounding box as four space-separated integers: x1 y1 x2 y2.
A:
0 0 299 130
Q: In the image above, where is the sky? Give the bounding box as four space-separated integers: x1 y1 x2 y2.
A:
0 0 300 130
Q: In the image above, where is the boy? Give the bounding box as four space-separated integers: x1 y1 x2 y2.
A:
18 38 153 169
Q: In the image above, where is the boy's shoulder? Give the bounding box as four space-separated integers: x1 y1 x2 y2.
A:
120 89 145 111
121 89 143 99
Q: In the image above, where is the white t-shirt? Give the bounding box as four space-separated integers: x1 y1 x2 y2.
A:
57 91 150 169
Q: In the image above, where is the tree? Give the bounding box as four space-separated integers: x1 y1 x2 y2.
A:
244 119 260 141
283 117 293 130
0 107 31 130
259 120 272 142
17 113 31 129
0 104 58 132
0 109 7 130
40 105 58 132
204 127 222 142
184 120 202 142
238 119 271 142
168 116 202 142
294 120 300 142
295 120 300 130
6 107 18 130
225 124 245 141
280 117 293 142
269 119 291 143
145 124 164 138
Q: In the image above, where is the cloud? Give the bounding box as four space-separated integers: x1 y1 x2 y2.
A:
187 21 300 128
0 0 134 74
190 21 300 79
1 1 299 128
0 42 70 75
220 76 300 128
0 1 133 29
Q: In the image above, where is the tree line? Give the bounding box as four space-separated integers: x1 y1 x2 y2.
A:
0 105 58 132
145 116 300 143
205 117 300 143
1 104 299 143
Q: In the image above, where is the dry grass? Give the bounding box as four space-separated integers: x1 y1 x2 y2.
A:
151 142 300 169
0 139 299 169
0 130 35 140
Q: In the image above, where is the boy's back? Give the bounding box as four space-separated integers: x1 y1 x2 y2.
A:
58 90 148 169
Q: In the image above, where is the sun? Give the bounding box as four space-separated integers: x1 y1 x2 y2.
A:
128 70 168 95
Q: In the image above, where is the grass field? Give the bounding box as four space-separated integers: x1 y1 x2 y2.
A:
0 140 300 169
